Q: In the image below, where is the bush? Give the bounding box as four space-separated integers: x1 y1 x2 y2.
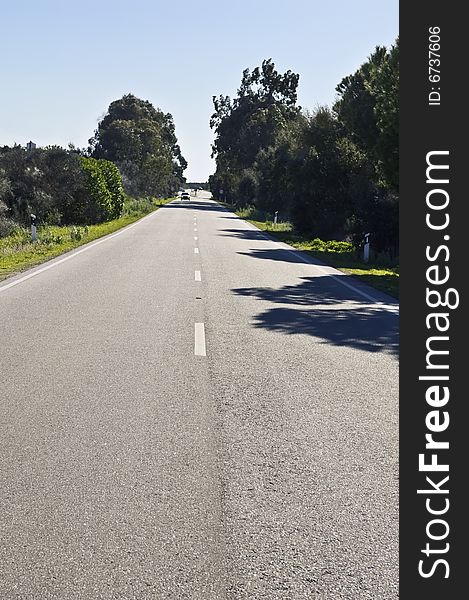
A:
0 215 18 238
79 157 113 223
70 226 89 241
123 196 157 216
307 238 353 253
39 231 64 245
98 160 125 218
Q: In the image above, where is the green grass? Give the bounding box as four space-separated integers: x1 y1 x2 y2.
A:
231 207 399 299
0 197 173 281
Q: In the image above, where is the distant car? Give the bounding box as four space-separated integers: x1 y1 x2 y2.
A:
180 192 190 201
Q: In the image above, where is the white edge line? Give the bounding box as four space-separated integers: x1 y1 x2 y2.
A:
232 212 396 307
194 322 206 356
0 208 162 293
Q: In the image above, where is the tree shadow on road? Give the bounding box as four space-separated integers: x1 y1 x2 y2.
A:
163 201 227 212
233 276 399 356
238 248 309 263
235 244 398 300
218 228 275 242
220 227 271 239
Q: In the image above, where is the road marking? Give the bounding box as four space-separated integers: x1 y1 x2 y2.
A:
235 215 398 309
194 323 206 356
0 208 161 294
195 270 201 281
194 247 199 254
280 247 380 302
194 236 198 240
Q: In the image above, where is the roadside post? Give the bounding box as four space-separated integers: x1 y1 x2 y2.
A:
363 232 370 263
31 214 37 242
274 211 278 228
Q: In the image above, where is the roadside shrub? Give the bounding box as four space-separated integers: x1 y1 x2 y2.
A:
70 226 89 241
79 157 113 223
98 160 125 218
123 196 156 216
307 238 353 253
0 215 17 238
39 231 64 245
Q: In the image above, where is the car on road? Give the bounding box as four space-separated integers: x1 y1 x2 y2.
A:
180 191 190 201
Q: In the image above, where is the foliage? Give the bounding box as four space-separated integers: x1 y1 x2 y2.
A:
334 39 399 193
89 94 186 197
78 157 113 223
70 226 89 241
0 196 172 281
97 160 125 219
210 59 300 205
0 146 127 232
210 45 399 255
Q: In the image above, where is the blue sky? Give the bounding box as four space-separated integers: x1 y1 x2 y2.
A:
0 0 398 181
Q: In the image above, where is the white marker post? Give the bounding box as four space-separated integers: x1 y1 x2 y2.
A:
31 214 37 242
274 211 278 228
363 233 371 263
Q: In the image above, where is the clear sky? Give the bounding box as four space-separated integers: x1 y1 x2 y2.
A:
0 0 398 181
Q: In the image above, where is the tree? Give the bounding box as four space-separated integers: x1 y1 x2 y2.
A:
334 39 399 193
369 39 399 193
286 108 356 238
209 43 399 254
210 59 300 204
89 94 186 196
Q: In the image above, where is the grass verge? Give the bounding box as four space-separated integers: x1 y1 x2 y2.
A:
0 197 173 282
229 205 399 299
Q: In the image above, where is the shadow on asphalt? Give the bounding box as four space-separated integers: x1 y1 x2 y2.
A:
218 228 273 242
233 276 399 356
234 237 399 301
237 248 308 263
163 201 226 212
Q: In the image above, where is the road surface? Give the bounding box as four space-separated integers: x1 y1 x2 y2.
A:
0 192 398 599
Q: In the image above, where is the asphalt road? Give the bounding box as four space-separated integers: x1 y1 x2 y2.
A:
0 191 399 599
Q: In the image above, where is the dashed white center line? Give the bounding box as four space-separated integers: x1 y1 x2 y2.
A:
195 270 201 281
194 247 199 254
194 323 206 356
194 236 198 241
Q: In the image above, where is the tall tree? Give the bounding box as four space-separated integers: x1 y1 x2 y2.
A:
334 40 399 192
89 94 186 196
210 59 300 203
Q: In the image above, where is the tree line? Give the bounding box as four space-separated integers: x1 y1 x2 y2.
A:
0 94 186 237
209 41 398 255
